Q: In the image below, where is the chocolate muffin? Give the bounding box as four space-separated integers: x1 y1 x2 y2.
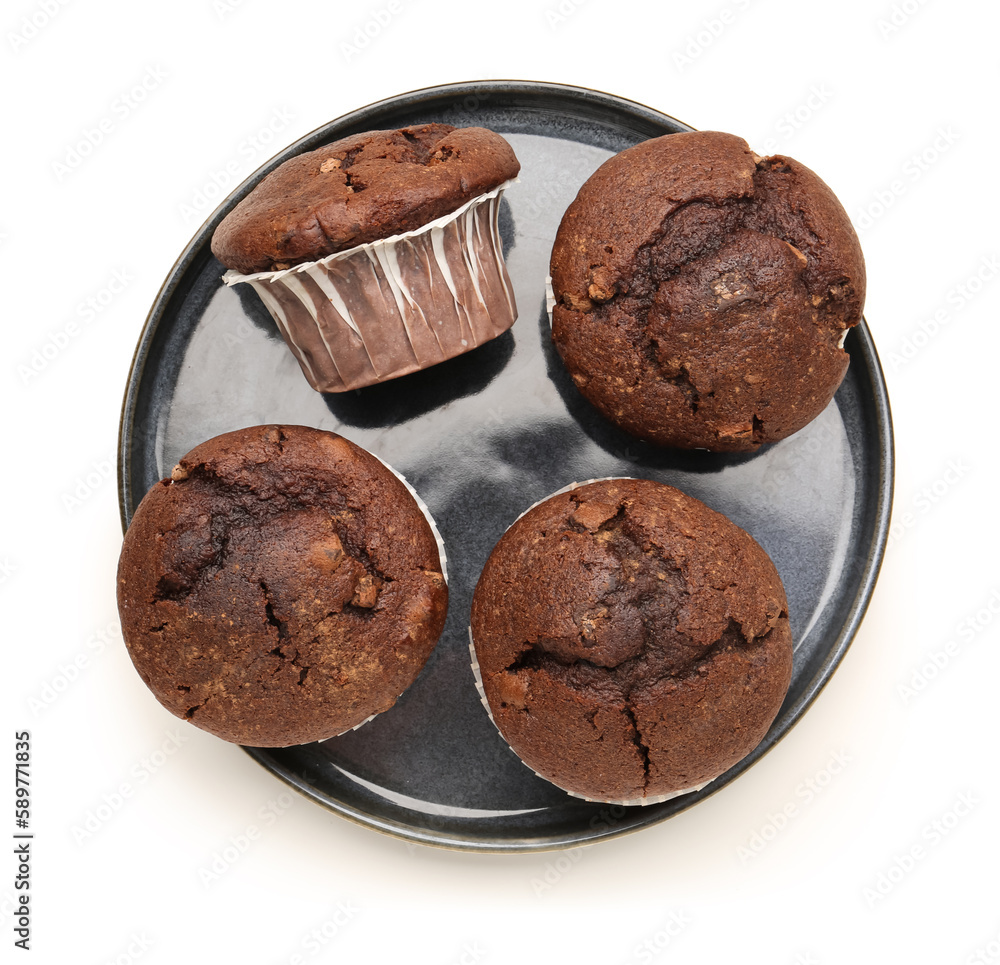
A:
211 123 519 273
117 425 448 747
549 131 866 451
211 124 521 393
469 478 792 805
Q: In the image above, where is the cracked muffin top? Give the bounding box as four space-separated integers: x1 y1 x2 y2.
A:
470 477 792 804
211 123 520 274
549 130 865 451
116 424 448 746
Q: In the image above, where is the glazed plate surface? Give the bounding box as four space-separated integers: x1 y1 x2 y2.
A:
118 81 893 851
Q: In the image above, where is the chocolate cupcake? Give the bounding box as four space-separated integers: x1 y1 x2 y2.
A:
212 124 520 392
469 478 792 805
549 131 865 451
116 425 448 747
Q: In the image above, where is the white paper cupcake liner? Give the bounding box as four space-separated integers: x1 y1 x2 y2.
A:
469 477 711 806
223 180 518 393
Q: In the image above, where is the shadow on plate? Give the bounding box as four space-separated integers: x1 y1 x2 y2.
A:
323 329 516 429
498 195 515 259
232 279 285 342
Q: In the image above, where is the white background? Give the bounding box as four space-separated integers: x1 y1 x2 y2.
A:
5 0 999 961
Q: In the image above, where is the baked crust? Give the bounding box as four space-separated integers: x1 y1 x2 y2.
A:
117 425 448 746
211 123 520 273
549 131 865 451
470 478 792 802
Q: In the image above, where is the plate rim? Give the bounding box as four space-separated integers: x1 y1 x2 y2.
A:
117 78 894 853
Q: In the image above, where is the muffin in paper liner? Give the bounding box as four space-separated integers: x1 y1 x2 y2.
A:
116 425 449 749
546 131 865 453
469 476 791 807
222 181 518 393
469 477 708 807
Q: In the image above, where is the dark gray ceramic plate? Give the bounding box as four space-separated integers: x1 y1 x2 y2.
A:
118 81 893 852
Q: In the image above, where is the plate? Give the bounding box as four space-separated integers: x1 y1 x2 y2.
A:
118 80 893 852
